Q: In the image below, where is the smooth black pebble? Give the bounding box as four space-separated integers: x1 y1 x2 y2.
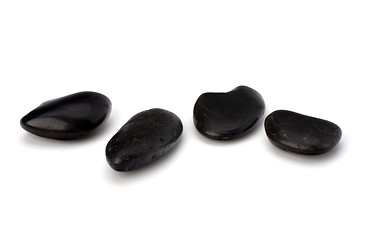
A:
20 91 112 140
264 110 342 155
106 108 183 172
193 86 265 140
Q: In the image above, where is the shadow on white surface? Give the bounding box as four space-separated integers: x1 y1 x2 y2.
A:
103 131 186 184
263 137 346 165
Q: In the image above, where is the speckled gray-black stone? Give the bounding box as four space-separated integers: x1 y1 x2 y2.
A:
264 110 342 155
20 91 111 140
106 108 183 172
193 86 265 140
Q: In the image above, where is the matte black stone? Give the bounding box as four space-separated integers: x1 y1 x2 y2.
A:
106 108 183 172
193 86 265 140
264 110 342 155
20 91 111 140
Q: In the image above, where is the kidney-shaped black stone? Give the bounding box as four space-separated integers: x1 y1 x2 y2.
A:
264 110 342 155
20 91 112 140
193 86 265 140
106 108 183 172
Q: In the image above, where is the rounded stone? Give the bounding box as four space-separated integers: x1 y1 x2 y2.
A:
193 85 265 140
20 91 112 140
106 108 183 172
264 110 342 155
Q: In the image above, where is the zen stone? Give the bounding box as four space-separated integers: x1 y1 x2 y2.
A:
20 91 111 140
193 85 265 140
264 110 342 155
106 108 183 172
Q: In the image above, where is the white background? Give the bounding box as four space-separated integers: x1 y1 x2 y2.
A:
1 0 367 239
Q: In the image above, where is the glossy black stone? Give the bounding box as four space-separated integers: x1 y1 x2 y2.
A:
106 108 183 172
193 86 265 140
264 110 342 155
20 91 111 140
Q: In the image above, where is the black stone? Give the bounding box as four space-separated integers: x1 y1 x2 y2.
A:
193 86 265 140
264 110 342 155
20 91 112 140
106 108 183 172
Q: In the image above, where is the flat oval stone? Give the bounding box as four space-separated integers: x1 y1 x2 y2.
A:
264 110 342 155
106 108 183 172
20 91 112 140
193 86 265 140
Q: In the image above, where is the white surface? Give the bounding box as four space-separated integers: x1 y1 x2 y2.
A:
1 0 367 239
